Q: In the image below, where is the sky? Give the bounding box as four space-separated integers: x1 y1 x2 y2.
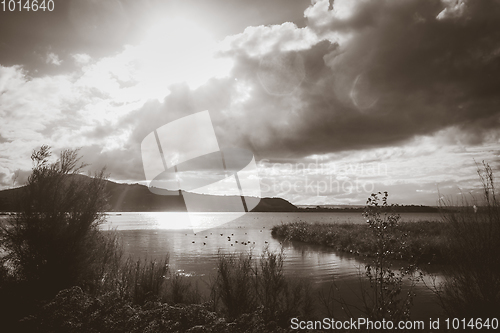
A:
1 0 500 206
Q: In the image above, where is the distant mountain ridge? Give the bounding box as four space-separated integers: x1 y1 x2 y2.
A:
0 175 298 213
0 175 442 213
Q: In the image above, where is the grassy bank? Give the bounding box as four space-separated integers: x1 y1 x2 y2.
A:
271 220 449 264
12 248 312 333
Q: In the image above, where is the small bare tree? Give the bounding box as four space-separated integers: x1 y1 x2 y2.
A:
361 192 420 322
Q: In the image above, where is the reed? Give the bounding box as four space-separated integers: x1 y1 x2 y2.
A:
435 161 500 318
211 247 313 326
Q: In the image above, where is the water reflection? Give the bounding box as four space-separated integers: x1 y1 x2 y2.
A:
104 212 445 320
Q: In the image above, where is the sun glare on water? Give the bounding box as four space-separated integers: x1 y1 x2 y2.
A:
102 212 247 231
152 212 193 230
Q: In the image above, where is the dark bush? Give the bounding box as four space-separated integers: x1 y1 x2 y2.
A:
0 146 118 328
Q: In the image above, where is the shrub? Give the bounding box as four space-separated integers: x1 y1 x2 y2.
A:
0 146 114 295
360 192 421 322
327 192 422 324
0 146 119 328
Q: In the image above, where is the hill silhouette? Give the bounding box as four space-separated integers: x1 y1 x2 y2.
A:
0 174 298 213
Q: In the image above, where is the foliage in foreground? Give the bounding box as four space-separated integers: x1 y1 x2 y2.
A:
318 192 422 325
22 286 295 333
20 247 313 333
0 146 314 332
0 146 119 328
211 247 313 325
0 146 113 296
434 161 500 318
359 192 421 322
3 145 499 330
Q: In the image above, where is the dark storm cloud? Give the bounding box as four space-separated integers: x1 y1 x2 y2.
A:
144 0 500 159
315 0 500 148
296 0 499 157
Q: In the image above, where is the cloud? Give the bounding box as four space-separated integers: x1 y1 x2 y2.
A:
0 65 76 142
72 53 92 65
195 0 500 158
108 0 500 187
111 0 500 203
220 22 318 56
46 52 62 66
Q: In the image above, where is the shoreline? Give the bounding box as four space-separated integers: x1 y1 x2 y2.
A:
271 220 449 265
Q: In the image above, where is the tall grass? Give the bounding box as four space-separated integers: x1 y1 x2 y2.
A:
212 250 256 319
118 256 170 305
255 247 313 325
211 247 313 326
436 162 500 318
167 271 202 305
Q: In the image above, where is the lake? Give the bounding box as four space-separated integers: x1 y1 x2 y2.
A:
102 211 446 320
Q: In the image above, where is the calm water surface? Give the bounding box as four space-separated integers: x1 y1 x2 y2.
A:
102 212 445 320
